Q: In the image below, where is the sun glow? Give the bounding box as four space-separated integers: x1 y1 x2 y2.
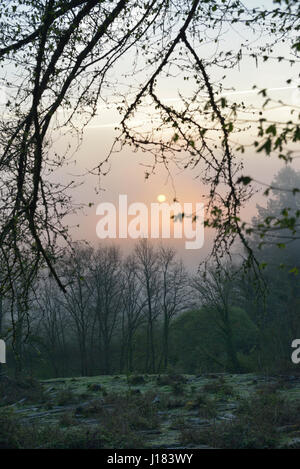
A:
157 194 166 203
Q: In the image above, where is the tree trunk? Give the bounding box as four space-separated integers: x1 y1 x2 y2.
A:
163 315 169 371
149 318 155 373
103 336 110 374
225 325 241 373
0 292 3 379
14 313 24 380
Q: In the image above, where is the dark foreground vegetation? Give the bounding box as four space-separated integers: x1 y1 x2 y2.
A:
1 372 300 449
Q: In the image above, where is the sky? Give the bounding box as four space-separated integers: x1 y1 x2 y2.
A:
6 0 298 273
58 82 299 272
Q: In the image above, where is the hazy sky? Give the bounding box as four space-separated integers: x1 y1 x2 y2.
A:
42 2 300 271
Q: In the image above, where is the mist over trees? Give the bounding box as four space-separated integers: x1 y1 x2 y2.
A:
0 167 299 379
0 1 299 380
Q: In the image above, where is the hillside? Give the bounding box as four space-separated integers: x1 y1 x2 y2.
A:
1 373 300 449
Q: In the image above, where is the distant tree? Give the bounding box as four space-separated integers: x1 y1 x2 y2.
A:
60 243 94 376
192 265 244 372
170 307 258 373
91 245 122 374
134 239 161 373
251 167 300 258
158 245 189 371
242 167 300 369
35 278 70 377
119 254 147 373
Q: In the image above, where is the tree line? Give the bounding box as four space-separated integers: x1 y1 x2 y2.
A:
0 167 299 379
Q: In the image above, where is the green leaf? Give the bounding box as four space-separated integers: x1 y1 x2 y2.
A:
289 267 299 275
266 124 276 136
237 176 252 185
257 138 272 155
292 42 300 52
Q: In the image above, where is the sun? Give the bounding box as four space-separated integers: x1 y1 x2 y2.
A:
157 194 166 203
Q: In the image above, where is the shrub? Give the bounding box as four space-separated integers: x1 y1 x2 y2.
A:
0 409 21 448
0 376 46 406
181 392 300 449
202 377 234 397
186 393 217 418
156 374 187 387
171 382 185 396
128 375 146 385
87 383 103 392
59 412 78 427
56 387 78 406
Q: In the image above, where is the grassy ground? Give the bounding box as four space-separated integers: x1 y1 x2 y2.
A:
1 372 300 448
